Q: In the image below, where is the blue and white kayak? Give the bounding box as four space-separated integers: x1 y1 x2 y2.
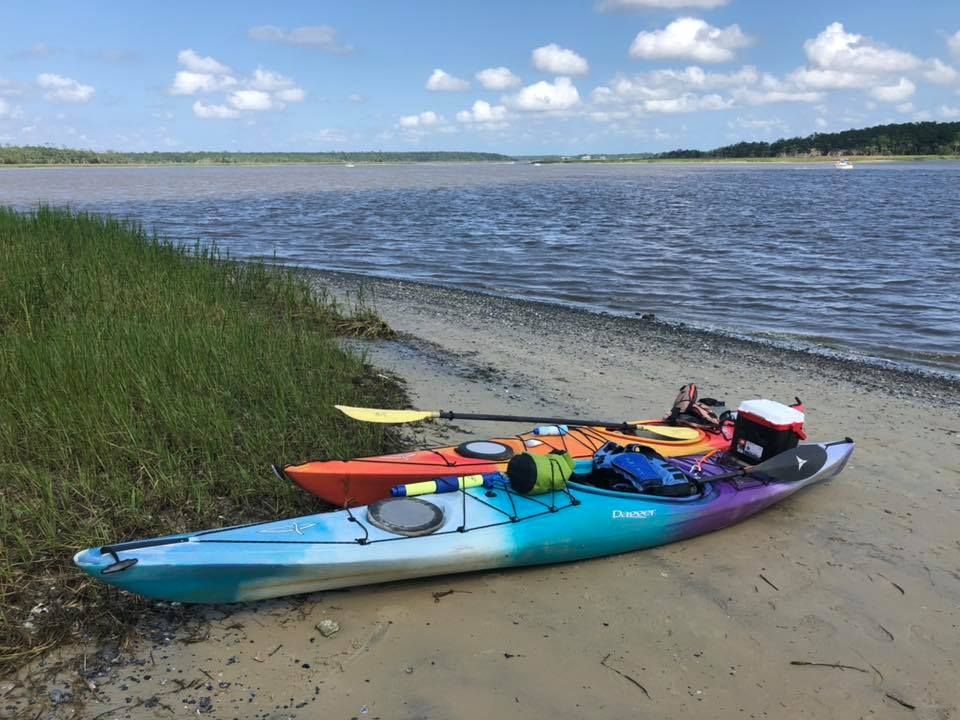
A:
73 441 853 604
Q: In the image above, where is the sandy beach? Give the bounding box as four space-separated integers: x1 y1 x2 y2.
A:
7 274 959 720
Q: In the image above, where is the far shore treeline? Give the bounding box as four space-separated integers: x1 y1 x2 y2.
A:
0 148 513 165
657 121 960 159
1 121 959 165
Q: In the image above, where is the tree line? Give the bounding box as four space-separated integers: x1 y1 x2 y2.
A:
0 147 514 165
658 121 960 159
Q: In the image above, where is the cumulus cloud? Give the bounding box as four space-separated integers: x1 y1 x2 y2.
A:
924 58 957 85
476 66 521 90
941 104 960 118
168 50 304 116
193 101 240 119
228 90 275 111
36 73 95 103
248 67 296 91
532 44 589 76
456 100 508 124
644 92 730 113
248 25 353 53
0 98 10 117
629 17 753 63
398 111 444 128
178 49 231 75
505 76 581 111
599 0 728 9
169 50 236 95
869 77 915 103
948 31 960 59
803 23 919 75
425 68 470 91
169 71 237 95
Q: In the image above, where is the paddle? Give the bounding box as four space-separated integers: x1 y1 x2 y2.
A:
710 443 829 484
333 405 701 440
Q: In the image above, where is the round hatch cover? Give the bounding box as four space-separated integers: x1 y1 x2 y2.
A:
455 440 515 461
367 497 445 537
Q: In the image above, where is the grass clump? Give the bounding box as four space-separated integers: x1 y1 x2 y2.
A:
0 207 406 671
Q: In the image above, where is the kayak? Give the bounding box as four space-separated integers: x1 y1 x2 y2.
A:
282 421 730 506
74 440 853 604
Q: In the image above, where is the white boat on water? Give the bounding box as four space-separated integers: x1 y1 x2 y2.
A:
344 163 356 168
834 158 853 170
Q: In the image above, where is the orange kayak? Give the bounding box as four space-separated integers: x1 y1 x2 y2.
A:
282 422 729 506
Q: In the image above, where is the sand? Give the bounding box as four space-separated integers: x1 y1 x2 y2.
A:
8 274 959 719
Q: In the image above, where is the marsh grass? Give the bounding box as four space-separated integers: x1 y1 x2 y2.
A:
0 207 406 671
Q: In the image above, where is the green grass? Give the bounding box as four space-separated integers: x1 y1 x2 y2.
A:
0 207 406 670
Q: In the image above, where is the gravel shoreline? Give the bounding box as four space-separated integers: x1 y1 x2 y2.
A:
311 268 960 409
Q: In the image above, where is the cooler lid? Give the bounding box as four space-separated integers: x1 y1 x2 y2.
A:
737 399 804 426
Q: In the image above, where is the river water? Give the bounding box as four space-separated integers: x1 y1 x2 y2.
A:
2 161 957 375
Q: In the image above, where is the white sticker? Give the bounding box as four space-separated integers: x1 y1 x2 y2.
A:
612 510 656 519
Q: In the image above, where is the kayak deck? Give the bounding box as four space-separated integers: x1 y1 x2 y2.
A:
75 441 854 604
283 421 730 506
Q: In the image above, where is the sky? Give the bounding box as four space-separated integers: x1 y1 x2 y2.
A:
2 0 960 155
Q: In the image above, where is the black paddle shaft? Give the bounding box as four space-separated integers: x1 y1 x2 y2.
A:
438 410 635 432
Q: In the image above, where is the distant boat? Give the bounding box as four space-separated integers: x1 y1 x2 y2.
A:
344 163 356 168
834 159 853 170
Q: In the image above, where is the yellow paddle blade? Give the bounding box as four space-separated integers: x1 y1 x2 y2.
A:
629 423 700 441
335 405 439 424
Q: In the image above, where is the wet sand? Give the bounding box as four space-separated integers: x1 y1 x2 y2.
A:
9 274 959 719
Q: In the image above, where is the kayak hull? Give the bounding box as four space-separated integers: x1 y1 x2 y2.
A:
284 422 729 506
74 441 853 604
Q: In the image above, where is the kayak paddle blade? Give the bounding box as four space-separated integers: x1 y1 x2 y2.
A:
750 444 829 483
628 423 700 441
334 405 439 424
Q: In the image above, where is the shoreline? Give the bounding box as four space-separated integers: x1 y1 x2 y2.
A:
311 268 960 400
2 155 959 169
10 265 960 719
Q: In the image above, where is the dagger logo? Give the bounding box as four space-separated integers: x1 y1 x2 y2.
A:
796 456 807 470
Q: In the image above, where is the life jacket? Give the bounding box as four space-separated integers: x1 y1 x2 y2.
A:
593 442 697 497
666 383 726 434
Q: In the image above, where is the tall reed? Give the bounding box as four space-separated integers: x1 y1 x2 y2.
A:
0 207 405 669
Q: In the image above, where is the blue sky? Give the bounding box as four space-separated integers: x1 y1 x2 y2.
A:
2 0 959 154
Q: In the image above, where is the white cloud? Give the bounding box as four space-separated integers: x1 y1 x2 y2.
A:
643 92 730 113
630 17 752 63
476 66 521 90
0 98 9 117
941 104 960 119
228 90 274 111
869 77 915 103
177 49 231 75
348 93 366 103
36 73 95 103
924 58 958 85
948 31 960 59
815 116 828 128
169 71 237 95
398 111 444 128
275 87 305 103
803 23 919 75
733 87 822 105
788 67 869 90
169 50 237 95
505 76 581 111
456 100 508 124
192 101 240 119
426 68 470 91
248 25 352 53
532 44 589 76
248 68 295 91
896 102 914 114
599 0 728 8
